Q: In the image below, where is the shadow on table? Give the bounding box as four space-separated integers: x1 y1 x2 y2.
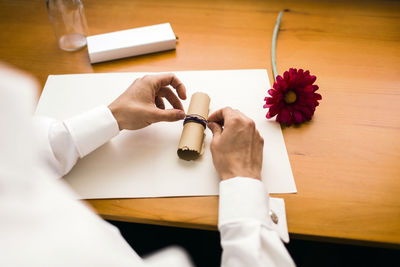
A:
108 220 399 267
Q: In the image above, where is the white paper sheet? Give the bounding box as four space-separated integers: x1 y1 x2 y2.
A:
36 70 297 199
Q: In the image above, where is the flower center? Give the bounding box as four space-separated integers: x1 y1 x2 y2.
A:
284 90 297 104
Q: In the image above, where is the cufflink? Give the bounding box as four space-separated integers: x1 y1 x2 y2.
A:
269 210 279 224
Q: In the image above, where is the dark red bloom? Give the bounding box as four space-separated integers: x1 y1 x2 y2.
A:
264 68 322 125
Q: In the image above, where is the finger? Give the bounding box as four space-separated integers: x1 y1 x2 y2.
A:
254 129 264 161
208 107 234 125
207 122 222 137
155 96 165 109
255 128 261 138
153 109 185 123
155 73 187 100
255 129 264 144
157 86 184 111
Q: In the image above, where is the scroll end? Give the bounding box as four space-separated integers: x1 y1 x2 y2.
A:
177 147 200 161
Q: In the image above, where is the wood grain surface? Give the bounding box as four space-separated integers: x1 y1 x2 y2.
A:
0 0 399 248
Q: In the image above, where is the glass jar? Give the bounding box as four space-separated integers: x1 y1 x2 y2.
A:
46 0 88 51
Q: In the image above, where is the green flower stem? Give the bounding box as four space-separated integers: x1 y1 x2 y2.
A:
271 11 284 82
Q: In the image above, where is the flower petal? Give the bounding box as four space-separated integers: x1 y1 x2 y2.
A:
266 110 275 119
277 108 292 125
313 93 322 100
302 75 316 86
298 105 313 120
293 111 305 124
266 103 282 118
265 97 274 103
283 71 290 82
304 85 314 93
274 76 288 92
268 89 276 96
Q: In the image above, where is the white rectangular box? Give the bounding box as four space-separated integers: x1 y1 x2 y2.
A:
87 23 176 63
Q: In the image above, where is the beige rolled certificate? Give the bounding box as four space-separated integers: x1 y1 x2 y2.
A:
177 92 210 161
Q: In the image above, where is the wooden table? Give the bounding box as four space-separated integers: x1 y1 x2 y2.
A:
1 0 399 248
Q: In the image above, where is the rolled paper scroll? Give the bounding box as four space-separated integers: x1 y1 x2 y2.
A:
177 92 210 161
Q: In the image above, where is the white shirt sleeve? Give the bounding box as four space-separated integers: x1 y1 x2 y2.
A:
219 177 295 267
33 106 120 177
31 102 294 266
0 70 146 267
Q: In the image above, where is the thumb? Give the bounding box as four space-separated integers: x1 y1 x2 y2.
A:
153 109 185 122
207 122 222 137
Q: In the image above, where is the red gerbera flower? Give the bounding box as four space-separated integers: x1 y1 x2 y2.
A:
264 68 322 125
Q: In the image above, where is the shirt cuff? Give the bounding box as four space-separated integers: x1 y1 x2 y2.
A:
219 177 270 226
219 177 289 243
64 106 120 157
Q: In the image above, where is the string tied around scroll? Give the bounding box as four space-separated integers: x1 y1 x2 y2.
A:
183 114 208 129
